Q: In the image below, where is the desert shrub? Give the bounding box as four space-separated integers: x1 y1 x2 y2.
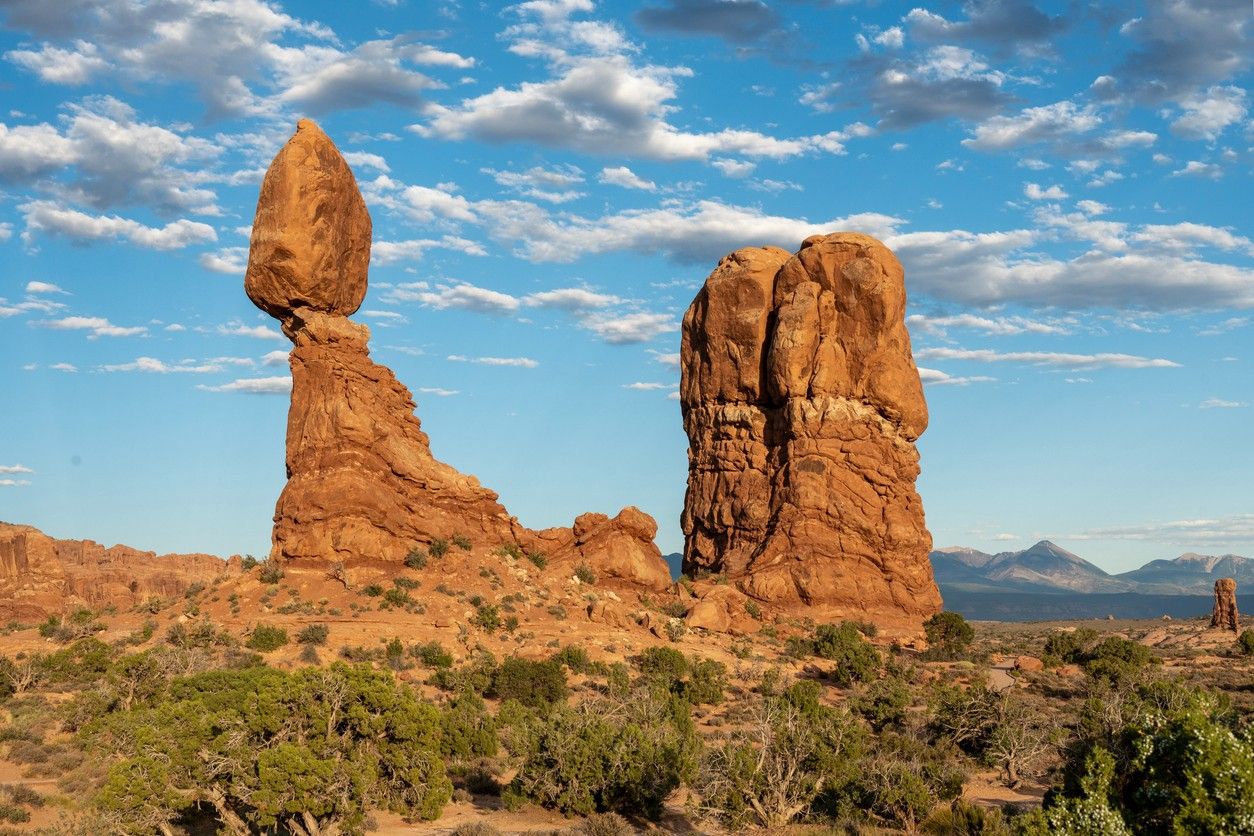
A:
491 657 568 709
382 587 414 608
1042 627 1099 665
440 692 499 761
854 676 913 732
1039 683 1253 835
922 798 1011 835
1080 637 1156 689
296 624 329 646
404 548 427 569
574 563 597 584
449 825 500 836
473 603 501 633
245 624 288 652
551 645 592 674
636 646 687 686
432 651 498 696
39 610 103 643
182 582 206 600
89 663 452 832
394 576 420 590
929 683 1053 787
682 658 727 706
257 561 284 584
165 619 227 650
298 644 320 665
696 683 865 829
361 584 384 597
1237 629 1254 656
39 638 115 688
496 543 524 560
452 534 473 551
413 641 453 669
240 555 259 571
505 688 699 819
428 538 450 559
923 612 975 660
841 732 966 831
798 623 881 686
573 812 635 835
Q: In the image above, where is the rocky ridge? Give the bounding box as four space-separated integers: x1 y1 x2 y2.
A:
680 233 941 624
0 521 235 621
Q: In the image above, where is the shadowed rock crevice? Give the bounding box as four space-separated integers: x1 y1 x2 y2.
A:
680 233 941 623
246 120 669 590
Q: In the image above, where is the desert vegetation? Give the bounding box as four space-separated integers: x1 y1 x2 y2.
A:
0 608 1250 834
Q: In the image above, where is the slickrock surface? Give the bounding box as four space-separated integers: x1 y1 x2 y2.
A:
1211 577 1239 631
680 233 941 623
0 522 234 620
248 121 668 588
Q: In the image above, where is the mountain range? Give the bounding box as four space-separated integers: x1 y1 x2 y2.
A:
930 540 1253 596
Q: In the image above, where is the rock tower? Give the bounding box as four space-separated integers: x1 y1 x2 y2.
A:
1211 577 1239 632
680 233 941 622
245 120 669 589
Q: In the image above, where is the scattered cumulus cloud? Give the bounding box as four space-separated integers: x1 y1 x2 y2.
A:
447 354 539 368
197 376 292 394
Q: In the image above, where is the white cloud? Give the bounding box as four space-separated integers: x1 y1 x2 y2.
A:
917 367 996 386
1171 160 1222 179
261 350 290 366
370 235 486 265
482 163 584 203
1198 397 1246 409
19 200 216 250
24 281 66 294
0 479 31 487
408 282 520 314
1023 182 1069 200
197 376 292 394
963 101 1102 151
50 362 77 372
623 381 677 391
907 313 1070 337
342 151 390 173
417 386 459 396
648 350 680 368
578 311 677 344
711 158 755 178
216 322 284 340
915 347 1180 369
164 323 186 332
1197 317 1248 336
1071 514 1254 546
102 356 223 374
598 166 656 191
0 464 33 474
199 247 248 274
1075 200 1110 216
41 315 146 337
447 354 539 368
1171 85 1247 140
523 287 621 311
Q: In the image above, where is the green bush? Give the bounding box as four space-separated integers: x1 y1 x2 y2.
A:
440 692 499 761
922 798 1011 835
90 663 453 832
923 612 975 660
854 676 912 732
506 689 699 819
473 603 501 633
637 646 688 685
428 538 450 559
394 576 420 590
803 623 881 686
527 552 547 570
696 686 865 829
413 641 453 669
1043 628 1099 665
452 534 473 551
257 561 284 584
574 563 598 584
240 555 259 571
404 548 427 569
1237 629 1254 656
1081 637 1156 689
491 657 568 709
432 651 498 695
296 624 329 646
361 584 384 597
245 625 289 652
552 645 592 674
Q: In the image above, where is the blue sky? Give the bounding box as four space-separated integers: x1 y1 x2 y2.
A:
0 0 1250 573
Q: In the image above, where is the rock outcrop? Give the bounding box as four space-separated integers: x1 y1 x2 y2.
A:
1211 577 1239 632
0 522 234 621
247 120 668 589
680 233 941 623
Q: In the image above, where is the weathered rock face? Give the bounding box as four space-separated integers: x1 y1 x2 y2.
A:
0 522 234 620
680 233 941 622
1211 577 1239 631
249 121 668 589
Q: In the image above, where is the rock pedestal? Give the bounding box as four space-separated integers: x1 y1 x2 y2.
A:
246 121 668 588
680 233 941 623
1211 577 1239 632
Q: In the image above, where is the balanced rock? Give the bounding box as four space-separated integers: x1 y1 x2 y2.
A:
247 121 668 589
1211 577 1239 632
680 233 941 623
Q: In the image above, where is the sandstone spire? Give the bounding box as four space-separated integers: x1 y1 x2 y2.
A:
680 233 941 623
245 120 669 590
1211 577 1239 632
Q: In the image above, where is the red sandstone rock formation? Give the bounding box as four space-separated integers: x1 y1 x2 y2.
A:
1211 577 1239 631
0 522 234 621
247 120 668 589
680 233 941 623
